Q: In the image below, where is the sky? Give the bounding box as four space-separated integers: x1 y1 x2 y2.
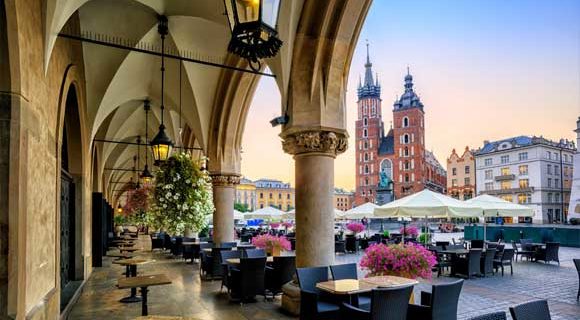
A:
241 0 580 190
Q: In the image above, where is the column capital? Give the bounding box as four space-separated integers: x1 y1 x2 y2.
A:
209 173 241 187
281 129 348 158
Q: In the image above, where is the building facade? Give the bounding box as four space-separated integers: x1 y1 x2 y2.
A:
334 188 355 211
447 147 476 200
568 118 580 221
354 46 446 206
235 178 257 211
255 179 295 211
475 136 576 223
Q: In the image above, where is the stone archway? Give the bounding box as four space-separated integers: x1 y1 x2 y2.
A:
58 84 84 310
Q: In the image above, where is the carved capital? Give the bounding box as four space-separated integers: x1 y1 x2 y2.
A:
281 130 348 157
210 173 241 187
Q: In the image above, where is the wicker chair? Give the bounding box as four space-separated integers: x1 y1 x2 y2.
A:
229 257 267 302
335 241 346 254
512 241 533 262
340 286 413 320
150 233 164 251
470 240 484 249
345 235 358 253
480 248 496 277
468 311 507 320
573 259 580 301
509 300 551 320
454 249 482 279
220 250 241 292
534 242 560 266
330 263 370 308
296 266 340 320
244 248 266 258
407 279 464 320
493 249 514 276
265 256 296 297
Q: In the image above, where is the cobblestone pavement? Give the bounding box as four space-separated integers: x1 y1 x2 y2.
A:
69 235 580 320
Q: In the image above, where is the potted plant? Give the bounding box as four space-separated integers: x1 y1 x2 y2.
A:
360 243 437 279
251 234 291 256
399 225 419 238
346 222 365 236
382 230 390 239
417 233 432 245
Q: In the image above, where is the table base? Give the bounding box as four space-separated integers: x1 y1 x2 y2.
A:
120 295 142 303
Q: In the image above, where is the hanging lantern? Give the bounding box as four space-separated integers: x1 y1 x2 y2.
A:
151 16 174 164
141 100 155 184
117 203 123 214
224 0 283 71
140 164 154 184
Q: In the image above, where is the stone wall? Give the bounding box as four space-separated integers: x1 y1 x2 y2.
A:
2 0 92 318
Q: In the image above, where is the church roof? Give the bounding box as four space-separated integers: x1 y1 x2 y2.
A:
393 68 424 111
378 129 394 155
357 43 381 100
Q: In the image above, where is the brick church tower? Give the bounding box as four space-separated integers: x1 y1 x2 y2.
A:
391 69 426 199
354 44 382 204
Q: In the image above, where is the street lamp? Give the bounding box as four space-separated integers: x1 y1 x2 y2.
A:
151 16 174 164
224 0 283 71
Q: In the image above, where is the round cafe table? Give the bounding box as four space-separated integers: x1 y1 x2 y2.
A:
113 258 154 303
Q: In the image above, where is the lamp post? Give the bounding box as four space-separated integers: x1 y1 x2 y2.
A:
151 16 174 164
224 0 283 71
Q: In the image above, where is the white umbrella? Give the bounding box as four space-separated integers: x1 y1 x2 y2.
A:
344 202 378 219
282 209 295 220
374 189 482 218
334 208 346 219
466 194 534 241
233 209 245 220
244 206 286 220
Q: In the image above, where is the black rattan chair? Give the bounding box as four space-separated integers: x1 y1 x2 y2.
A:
244 248 266 258
407 279 464 320
493 248 514 276
468 311 507 320
509 300 551 320
345 235 358 253
335 241 346 254
573 259 580 301
454 249 482 279
330 263 370 308
150 234 164 251
340 286 413 320
265 256 296 297
471 240 484 249
229 257 267 302
512 241 533 262
221 241 238 249
220 250 241 292
480 248 496 277
534 242 560 266
296 266 339 320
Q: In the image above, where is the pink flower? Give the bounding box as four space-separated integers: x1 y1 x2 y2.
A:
360 243 436 279
251 234 291 251
281 222 293 229
347 222 365 233
270 222 281 229
400 225 419 237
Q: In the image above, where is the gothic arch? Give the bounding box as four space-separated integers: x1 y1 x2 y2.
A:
380 158 393 179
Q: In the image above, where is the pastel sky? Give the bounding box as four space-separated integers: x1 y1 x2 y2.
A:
241 0 580 190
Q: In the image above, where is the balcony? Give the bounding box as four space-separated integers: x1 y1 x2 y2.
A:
494 174 515 181
481 187 535 195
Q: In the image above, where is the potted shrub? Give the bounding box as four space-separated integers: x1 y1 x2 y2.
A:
382 230 390 239
346 222 366 236
251 234 291 256
360 243 437 279
399 225 419 238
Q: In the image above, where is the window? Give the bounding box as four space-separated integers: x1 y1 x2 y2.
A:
278 193 282 199
260 204 264 208
363 129 367 138
519 165 528 175
451 179 457 187
518 152 528 161
260 193 263 199
501 167 510 176
403 134 410 144
519 179 529 189
404 161 410 170
501 155 509 164
500 195 513 202
547 178 552 188
555 178 559 187
517 193 531 204
364 153 369 161
484 158 492 166
546 151 551 159
287 194 290 199
452 168 457 176
364 165 369 174
404 174 410 182
547 164 552 175
564 154 568 162
465 166 470 174
555 193 560 203
501 181 511 190
363 118 368 126
404 147 409 157
464 177 470 185
554 153 559 161
485 170 493 180
547 193 553 203
555 165 560 175
364 141 368 149
269 193 273 199
402 117 409 127
485 182 494 191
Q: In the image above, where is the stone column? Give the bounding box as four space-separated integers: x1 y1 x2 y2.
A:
210 173 240 245
282 130 348 267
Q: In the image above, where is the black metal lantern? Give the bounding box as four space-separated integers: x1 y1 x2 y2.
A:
141 100 155 184
151 16 174 164
117 203 123 214
224 0 283 71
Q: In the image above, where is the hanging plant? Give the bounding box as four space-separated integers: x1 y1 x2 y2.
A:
124 186 152 216
151 153 214 235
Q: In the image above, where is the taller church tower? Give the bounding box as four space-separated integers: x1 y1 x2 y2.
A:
354 44 382 204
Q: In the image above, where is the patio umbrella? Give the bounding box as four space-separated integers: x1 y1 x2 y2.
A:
466 194 534 241
243 206 286 220
334 208 346 219
233 209 245 220
344 202 379 219
282 209 295 220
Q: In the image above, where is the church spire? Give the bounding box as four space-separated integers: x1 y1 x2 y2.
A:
364 40 374 86
357 41 381 100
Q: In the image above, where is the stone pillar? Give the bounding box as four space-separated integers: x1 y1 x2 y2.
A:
210 173 240 245
282 130 348 267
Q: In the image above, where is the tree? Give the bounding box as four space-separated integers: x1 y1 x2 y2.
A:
234 202 249 213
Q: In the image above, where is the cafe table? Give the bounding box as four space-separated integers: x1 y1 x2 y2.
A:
118 274 172 316
107 252 134 260
120 247 140 253
113 258 154 303
225 256 275 265
316 276 418 306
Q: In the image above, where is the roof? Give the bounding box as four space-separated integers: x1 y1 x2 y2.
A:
476 135 576 155
393 71 424 111
425 150 446 173
378 129 394 155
